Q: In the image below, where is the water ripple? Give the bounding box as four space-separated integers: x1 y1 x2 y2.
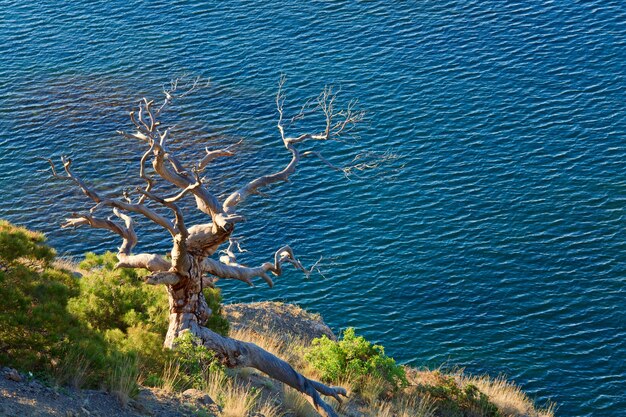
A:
1 1 625 416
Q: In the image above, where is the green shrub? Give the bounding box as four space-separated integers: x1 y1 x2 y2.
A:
71 251 229 385
172 332 225 390
71 252 167 334
412 371 502 417
305 327 408 395
68 252 170 378
0 220 55 268
0 231 231 392
203 286 230 336
74 251 229 335
0 221 107 385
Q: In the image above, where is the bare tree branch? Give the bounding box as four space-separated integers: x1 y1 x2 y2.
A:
202 245 315 288
48 157 176 235
222 77 364 216
137 188 191 276
119 96 228 229
145 271 180 285
193 324 347 417
61 210 170 272
197 140 241 172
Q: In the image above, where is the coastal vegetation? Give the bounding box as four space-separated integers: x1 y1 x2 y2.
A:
0 220 555 416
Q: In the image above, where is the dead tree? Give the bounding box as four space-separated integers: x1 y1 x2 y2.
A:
48 78 364 417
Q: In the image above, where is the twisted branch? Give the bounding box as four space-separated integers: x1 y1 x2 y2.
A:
202 245 314 288
194 324 347 417
61 210 170 272
222 76 363 216
48 157 176 235
119 97 230 228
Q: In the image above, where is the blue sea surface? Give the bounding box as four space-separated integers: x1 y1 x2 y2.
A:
1 1 625 415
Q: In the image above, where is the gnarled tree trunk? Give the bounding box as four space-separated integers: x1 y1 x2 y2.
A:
49 77 367 417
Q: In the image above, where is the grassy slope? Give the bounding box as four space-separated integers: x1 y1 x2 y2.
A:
223 302 555 417
0 220 554 417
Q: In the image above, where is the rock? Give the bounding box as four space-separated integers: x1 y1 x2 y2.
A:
132 389 157 415
224 301 336 345
129 398 152 415
6 368 22 382
182 388 214 405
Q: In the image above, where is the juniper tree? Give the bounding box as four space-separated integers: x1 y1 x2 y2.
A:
49 78 369 417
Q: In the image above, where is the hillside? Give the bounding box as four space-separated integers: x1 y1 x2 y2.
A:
0 220 554 416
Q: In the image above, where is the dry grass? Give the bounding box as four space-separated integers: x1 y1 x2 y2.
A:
159 360 182 392
364 392 436 417
53 350 90 389
202 371 259 417
229 327 304 365
395 394 438 417
358 374 389 405
256 397 286 417
459 374 555 417
52 257 82 274
202 371 227 405
109 355 140 407
221 382 259 417
282 386 318 417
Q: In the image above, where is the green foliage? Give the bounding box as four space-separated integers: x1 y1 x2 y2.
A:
70 252 229 389
172 332 225 390
0 224 230 394
70 252 168 334
413 372 502 417
68 252 171 378
0 220 55 268
203 287 229 336
305 327 408 395
0 222 107 385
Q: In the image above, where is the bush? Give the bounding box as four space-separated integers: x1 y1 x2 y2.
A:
172 332 225 390
203 286 230 337
73 251 228 336
411 371 502 417
71 251 229 387
0 226 231 392
71 252 167 334
0 222 107 385
305 327 408 396
0 220 55 268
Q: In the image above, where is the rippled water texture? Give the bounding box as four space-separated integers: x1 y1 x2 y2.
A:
1 1 625 415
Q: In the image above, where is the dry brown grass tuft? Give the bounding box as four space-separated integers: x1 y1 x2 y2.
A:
282 386 318 417
358 374 388 405
220 382 259 417
159 360 182 393
365 394 436 417
201 372 227 406
459 374 555 417
201 372 260 417
255 397 286 417
53 349 90 389
229 327 303 363
52 257 82 274
109 355 140 407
